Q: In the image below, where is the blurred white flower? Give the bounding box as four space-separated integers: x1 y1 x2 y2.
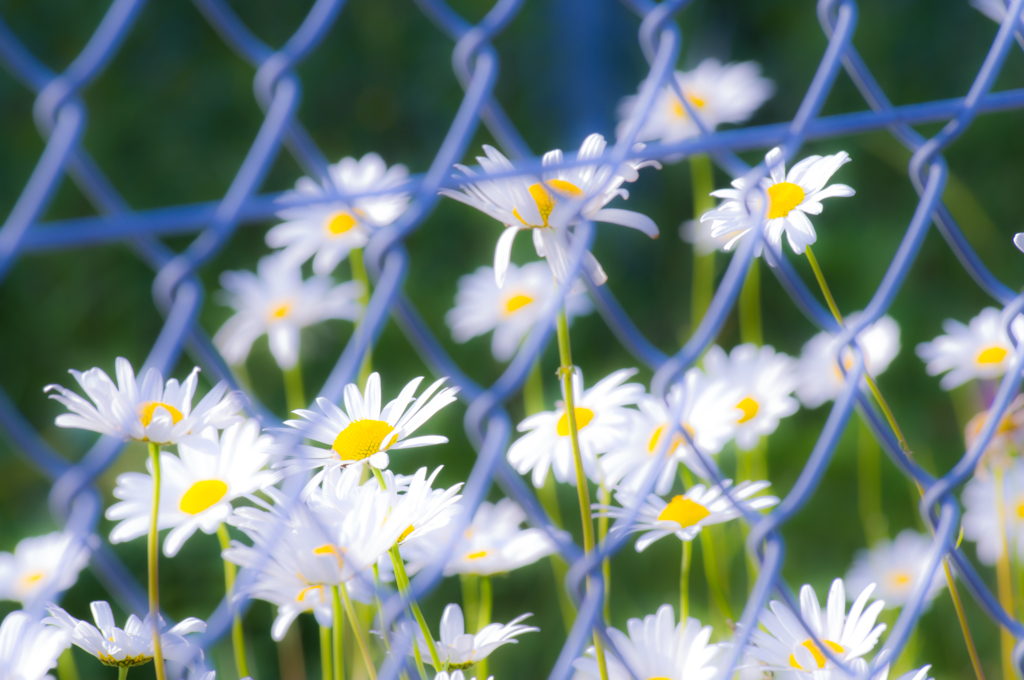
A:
434 672 489 680
404 498 556 576
214 255 363 370
45 601 205 668
702 147 855 256
1015 232 1024 252
439 134 659 287
679 219 735 256
962 459 1024 565
268 152 410 275
403 603 537 669
796 313 900 408
596 480 778 552
0 610 69 680
106 419 279 556
44 358 246 446
573 605 719 680
746 579 886 679
508 368 643 488
845 529 945 609
0 532 89 608
445 263 592 362
282 372 458 472
703 343 799 450
916 306 1022 390
617 58 775 146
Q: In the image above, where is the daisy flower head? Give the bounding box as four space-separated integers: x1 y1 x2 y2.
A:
964 396 1024 471
962 458 1024 565
507 368 644 488
44 358 247 446
439 134 659 288
214 255 363 370
703 343 799 450
680 218 736 256
0 610 69 680
404 603 537 669
267 152 410 275
796 313 901 409
45 601 205 668
434 672 490 680
845 530 945 609
701 147 854 256
404 498 557 576
572 605 719 680
445 263 592 362
597 480 778 552
617 58 775 146
0 532 90 608
105 419 280 557
283 372 458 473
746 578 886 679
916 306 1023 390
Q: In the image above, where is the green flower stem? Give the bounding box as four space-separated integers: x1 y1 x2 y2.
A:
147 443 167 680
597 483 611 624
216 524 249 678
58 648 79 680
803 244 986 680
689 154 716 332
524 359 546 416
475 577 492 680
554 308 610 680
321 625 333 680
460 574 480 632
332 586 346 680
679 540 692 621
857 420 888 546
118 667 128 680
739 258 762 345
371 467 443 672
341 583 378 680
995 466 1015 680
351 248 374 389
682 467 732 621
283 364 306 414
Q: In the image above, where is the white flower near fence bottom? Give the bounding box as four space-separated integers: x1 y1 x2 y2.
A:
401 603 538 670
962 458 1024 565
0 531 90 608
845 529 946 609
916 306 1023 390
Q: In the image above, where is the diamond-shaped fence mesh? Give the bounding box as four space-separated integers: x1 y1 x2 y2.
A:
2 0 1024 678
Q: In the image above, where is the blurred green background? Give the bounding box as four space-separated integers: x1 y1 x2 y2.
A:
1 0 1024 679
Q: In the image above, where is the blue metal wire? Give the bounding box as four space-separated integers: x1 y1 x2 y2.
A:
1 0 1024 678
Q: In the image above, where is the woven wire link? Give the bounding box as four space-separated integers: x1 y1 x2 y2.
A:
2 0 1024 678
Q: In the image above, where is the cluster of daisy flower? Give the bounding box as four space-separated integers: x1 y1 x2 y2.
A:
6 39 1024 680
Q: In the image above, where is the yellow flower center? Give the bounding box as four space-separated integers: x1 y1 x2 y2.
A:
18 571 45 590
467 550 489 560
646 423 691 455
139 401 184 427
736 396 760 424
332 419 398 462
977 346 1008 365
398 525 415 544
97 652 153 668
657 496 710 529
671 93 707 117
767 182 805 219
1016 500 1024 519
889 570 913 589
313 543 346 567
513 180 584 227
556 407 595 436
789 639 845 671
324 211 358 236
179 479 229 515
503 293 534 315
297 584 326 603
268 301 292 321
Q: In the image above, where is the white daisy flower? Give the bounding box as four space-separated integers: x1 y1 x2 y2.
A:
403 498 557 576
746 578 886 678
1015 232 1024 252
845 530 945 609
445 263 592 362
616 58 775 145
404 603 537 669
962 459 1024 565
701 147 855 255
267 152 410 275
507 368 643 488
703 343 799 450
679 219 735 256
213 255 363 370
44 601 206 668
572 605 719 680
439 134 660 287
916 306 1023 390
105 419 280 557
282 372 458 472
597 480 778 552
44 358 247 446
796 313 901 409
599 368 742 496
434 672 490 680
0 610 69 680
0 532 89 607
